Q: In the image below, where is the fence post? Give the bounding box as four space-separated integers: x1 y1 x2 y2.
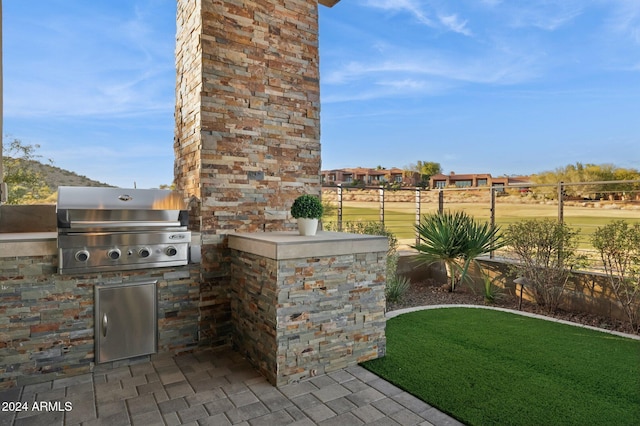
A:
490 187 496 259
415 187 421 247
337 184 343 231
438 190 444 214
557 182 564 224
379 186 385 224
557 181 565 265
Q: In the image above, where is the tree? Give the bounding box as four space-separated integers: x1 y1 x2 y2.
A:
531 162 640 199
2 138 54 204
406 161 442 187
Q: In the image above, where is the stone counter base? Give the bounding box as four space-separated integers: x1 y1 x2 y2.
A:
0 253 199 390
229 231 388 387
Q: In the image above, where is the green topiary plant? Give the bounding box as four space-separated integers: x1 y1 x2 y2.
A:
290 194 324 219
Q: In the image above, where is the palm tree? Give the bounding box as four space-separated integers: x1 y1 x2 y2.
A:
413 211 505 291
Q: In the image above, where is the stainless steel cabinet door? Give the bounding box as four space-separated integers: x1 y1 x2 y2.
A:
95 280 157 363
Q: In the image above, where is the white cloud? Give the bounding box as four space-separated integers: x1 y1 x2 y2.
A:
321 51 541 104
438 14 472 36
361 0 472 35
605 0 640 44
322 77 453 103
362 0 434 26
4 0 175 120
479 0 503 6
504 3 584 31
376 78 436 90
324 46 540 89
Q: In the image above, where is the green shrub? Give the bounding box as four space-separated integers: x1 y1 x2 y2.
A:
592 220 640 332
481 273 504 304
324 221 398 272
386 275 411 303
506 219 584 313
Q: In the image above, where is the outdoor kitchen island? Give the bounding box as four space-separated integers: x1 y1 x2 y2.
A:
0 231 201 389
229 231 388 387
0 228 389 390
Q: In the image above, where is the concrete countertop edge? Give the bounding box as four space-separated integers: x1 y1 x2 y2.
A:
0 232 58 242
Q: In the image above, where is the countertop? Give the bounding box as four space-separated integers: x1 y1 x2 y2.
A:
0 232 57 242
228 231 389 260
0 232 58 257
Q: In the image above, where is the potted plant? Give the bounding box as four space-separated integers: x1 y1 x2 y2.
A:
290 194 323 236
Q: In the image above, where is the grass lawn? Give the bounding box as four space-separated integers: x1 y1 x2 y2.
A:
362 308 640 426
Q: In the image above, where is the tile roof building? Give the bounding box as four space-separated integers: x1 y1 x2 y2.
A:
429 172 532 189
322 168 532 189
321 167 421 187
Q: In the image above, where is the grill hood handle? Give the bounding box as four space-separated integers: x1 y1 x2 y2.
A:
57 210 71 228
178 211 188 226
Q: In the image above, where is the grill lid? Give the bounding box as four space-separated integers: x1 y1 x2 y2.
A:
56 186 188 230
57 186 186 210
56 186 193 274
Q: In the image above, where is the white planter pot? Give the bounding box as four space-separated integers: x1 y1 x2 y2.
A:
297 218 319 236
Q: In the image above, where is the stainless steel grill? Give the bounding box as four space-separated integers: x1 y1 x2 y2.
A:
56 186 191 274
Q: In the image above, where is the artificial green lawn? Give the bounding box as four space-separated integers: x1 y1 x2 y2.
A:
362 308 640 426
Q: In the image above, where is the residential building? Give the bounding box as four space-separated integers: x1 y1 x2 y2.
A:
429 172 532 190
322 168 531 189
321 167 420 187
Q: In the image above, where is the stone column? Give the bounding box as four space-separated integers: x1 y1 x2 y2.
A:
174 0 337 347
1 0 4 203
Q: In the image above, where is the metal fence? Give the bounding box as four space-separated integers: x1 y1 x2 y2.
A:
322 180 640 262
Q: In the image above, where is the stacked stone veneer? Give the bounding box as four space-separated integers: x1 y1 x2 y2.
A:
174 0 322 212
0 252 199 389
174 0 326 349
229 232 387 387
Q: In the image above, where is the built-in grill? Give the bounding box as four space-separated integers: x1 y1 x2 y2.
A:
56 186 191 274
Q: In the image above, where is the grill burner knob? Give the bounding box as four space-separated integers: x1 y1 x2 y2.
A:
138 248 151 258
107 249 121 260
166 246 178 257
75 250 90 262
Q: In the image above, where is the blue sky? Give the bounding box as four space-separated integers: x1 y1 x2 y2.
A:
3 0 640 188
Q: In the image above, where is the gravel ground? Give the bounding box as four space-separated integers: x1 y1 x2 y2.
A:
387 279 637 336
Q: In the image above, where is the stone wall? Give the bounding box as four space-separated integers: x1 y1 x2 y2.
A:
477 259 634 322
398 254 635 323
174 0 324 350
0 253 199 389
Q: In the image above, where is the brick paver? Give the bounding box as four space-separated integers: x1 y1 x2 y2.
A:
0 349 463 425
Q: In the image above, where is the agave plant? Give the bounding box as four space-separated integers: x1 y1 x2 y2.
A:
412 211 505 291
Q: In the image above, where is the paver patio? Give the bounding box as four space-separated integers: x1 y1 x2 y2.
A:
0 349 462 426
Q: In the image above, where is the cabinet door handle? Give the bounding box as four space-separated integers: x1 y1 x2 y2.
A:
102 314 108 337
